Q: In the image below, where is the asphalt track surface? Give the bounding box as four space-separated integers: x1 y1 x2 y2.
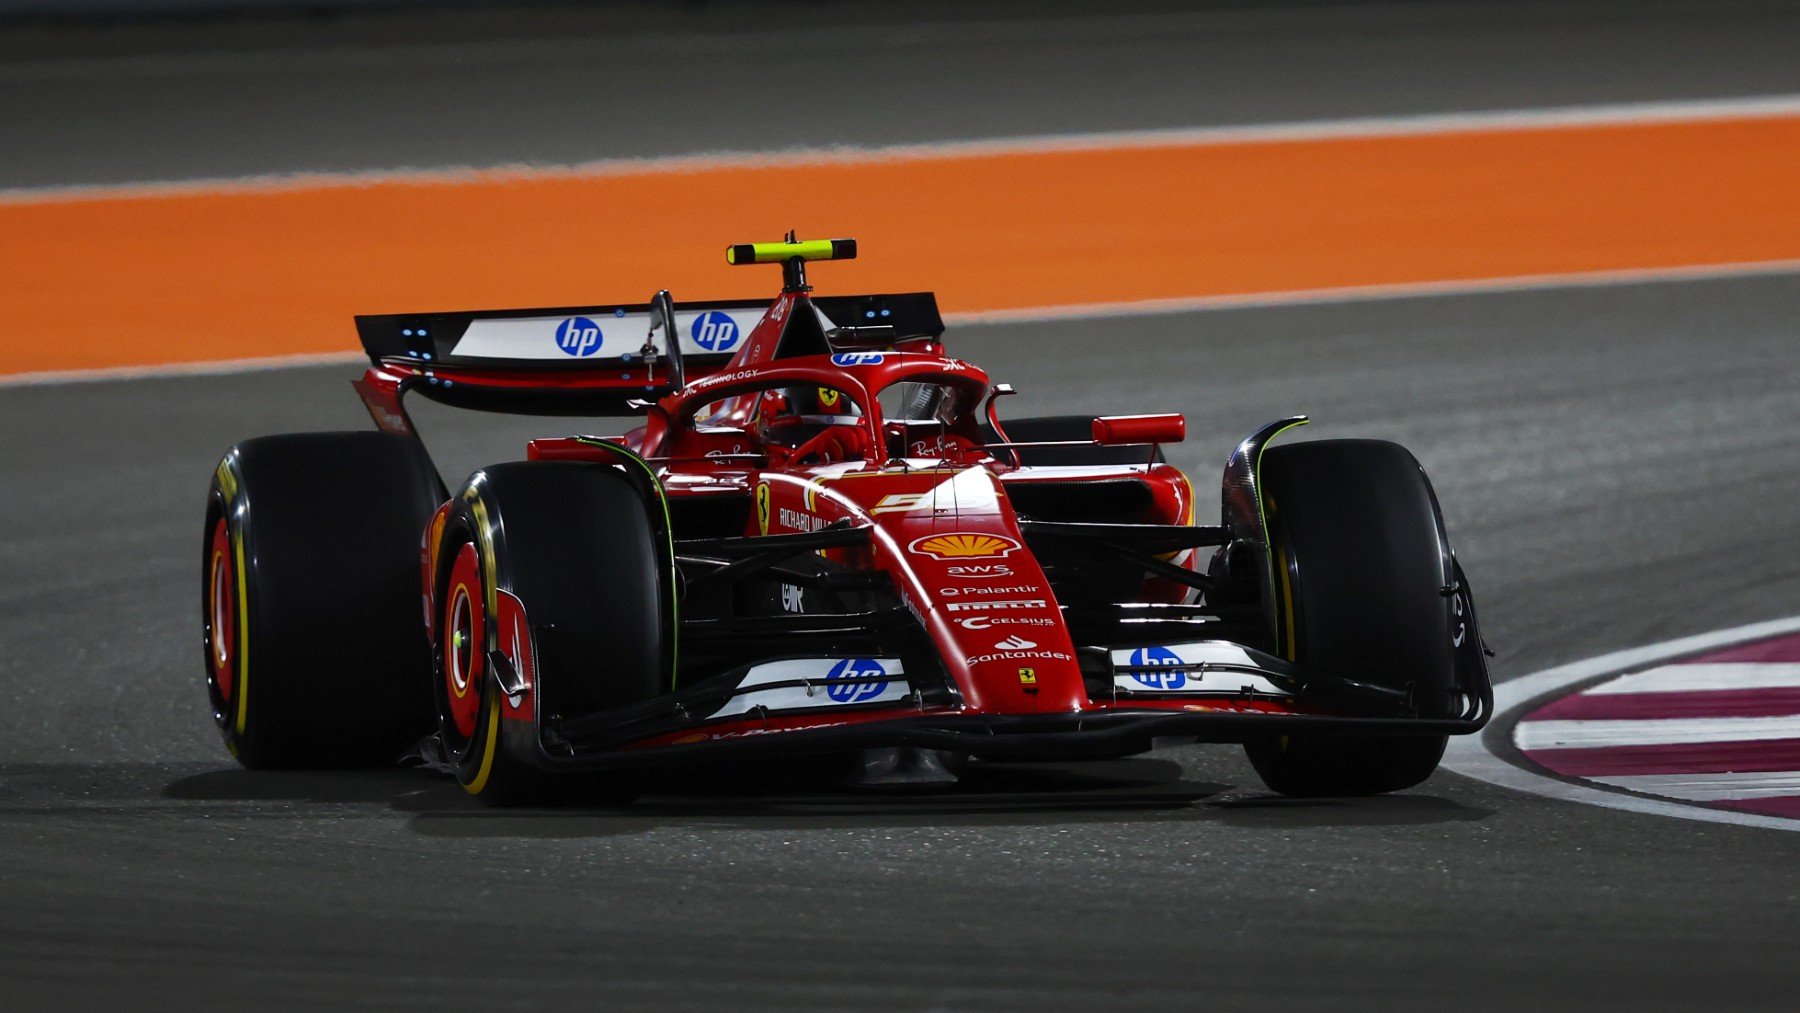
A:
4 3 1800 1009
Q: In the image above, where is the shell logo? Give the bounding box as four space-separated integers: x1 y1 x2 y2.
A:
908 532 1022 560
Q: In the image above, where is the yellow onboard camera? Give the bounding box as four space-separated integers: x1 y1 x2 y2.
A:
726 232 856 291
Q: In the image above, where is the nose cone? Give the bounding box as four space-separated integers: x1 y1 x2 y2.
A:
935 602 1086 713
824 465 1089 713
874 482 1086 712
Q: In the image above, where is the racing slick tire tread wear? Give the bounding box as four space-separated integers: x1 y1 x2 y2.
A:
438 462 663 806
1244 439 1455 796
202 431 441 768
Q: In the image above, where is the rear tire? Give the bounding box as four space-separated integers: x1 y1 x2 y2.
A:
436 462 667 806
202 432 442 768
1243 439 1457 796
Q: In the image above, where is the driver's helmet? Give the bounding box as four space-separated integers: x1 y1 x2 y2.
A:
756 385 862 448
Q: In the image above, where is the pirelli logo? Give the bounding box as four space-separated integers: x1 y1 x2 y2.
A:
943 599 1046 613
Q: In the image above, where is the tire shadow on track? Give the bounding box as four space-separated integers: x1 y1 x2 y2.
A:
0 760 1490 835
390 757 1492 839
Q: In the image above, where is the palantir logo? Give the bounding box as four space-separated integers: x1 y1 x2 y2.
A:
825 658 887 703
1128 646 1186 690
554 317 604 357
691 311 741 352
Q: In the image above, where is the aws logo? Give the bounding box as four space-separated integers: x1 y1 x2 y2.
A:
554 317 604 357
947 563 1013 578
909 532 1021 560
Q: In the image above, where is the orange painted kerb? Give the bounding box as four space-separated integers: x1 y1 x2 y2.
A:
3 115 1799 375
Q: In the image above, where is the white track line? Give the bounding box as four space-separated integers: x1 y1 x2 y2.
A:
1586 663 1800 695
1442 616 1800 833
6 259 1799 391
5 92 1800 205
7 257 1792 392
941 260 1800 326
1514 716 1800 750
0 351 364 389
1592 771 1800 802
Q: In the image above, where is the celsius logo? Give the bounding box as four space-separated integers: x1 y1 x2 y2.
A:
824 658 887 703
955 616 1055 630
1128 646 1186 690
691 311 741 352
554 317 604 357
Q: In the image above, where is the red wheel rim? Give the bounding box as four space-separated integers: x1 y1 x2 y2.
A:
207 517 236 704
443 542 485 740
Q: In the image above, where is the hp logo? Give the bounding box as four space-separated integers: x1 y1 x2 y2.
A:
691 311 741 352
1128 646 1186 690
825 658 888 703
554 317 604 357
830 352 886 367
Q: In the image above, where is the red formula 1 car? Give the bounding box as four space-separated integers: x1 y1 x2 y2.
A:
202 237 1491 804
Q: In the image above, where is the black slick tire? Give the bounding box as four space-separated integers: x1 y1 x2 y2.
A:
202 431 442 768
436 462 667 806
1243 439 1456 797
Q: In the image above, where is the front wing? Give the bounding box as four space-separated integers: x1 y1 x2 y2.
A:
513 638 1492 773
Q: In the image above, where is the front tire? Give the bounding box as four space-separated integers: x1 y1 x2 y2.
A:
1244 439 1457 796
435 462 669 805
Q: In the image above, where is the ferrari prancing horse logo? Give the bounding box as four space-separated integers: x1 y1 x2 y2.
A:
755 482 771 535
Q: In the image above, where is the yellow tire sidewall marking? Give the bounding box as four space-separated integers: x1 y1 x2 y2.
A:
463 696 501 795
232 525 251 736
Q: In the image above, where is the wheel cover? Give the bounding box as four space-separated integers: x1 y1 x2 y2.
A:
443 542 484 740
205 517 236 708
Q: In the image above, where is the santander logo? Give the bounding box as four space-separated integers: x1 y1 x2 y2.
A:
993 635 1038 650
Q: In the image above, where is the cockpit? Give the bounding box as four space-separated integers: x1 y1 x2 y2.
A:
667 364 989 469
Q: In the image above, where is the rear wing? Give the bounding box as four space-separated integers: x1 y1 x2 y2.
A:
356 298 763 372
354 292 944 415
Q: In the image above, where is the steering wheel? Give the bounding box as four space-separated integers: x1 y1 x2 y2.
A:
789 424 870 466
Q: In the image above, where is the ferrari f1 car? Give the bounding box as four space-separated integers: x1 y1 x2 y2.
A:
202 236 1492 804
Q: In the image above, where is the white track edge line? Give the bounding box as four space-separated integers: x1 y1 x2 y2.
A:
7 259 1800 390
940 260 1800 326
0 351 365 389
1442 616 1800 834
6 93 1800 205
